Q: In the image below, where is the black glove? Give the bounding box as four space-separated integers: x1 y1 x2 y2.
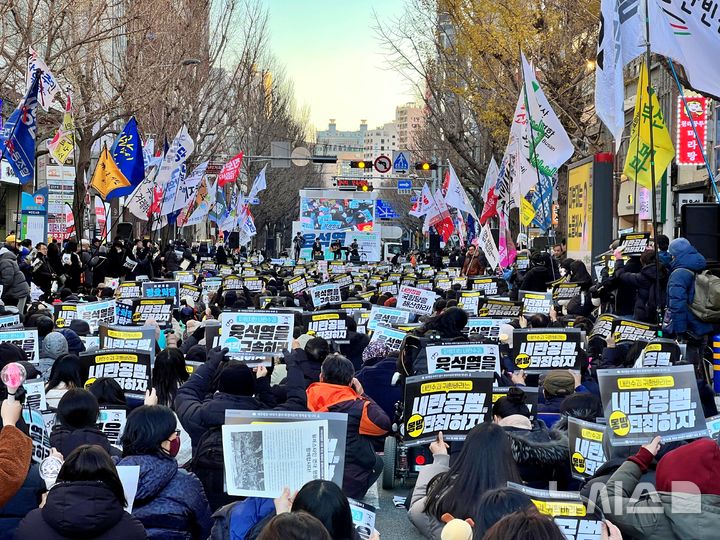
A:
208 346 229 363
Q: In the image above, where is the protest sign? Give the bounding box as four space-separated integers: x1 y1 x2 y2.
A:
462 318 510 342
287 275 308 294
468 276 501 296
588 313 617 341
368 324 407 352
519 291 553 315
328 261 346 274
179 283 201 303
552 283 582 301
349 499 376 540
225 410 347 488
458 291 482 316
310 283 342 308
53 303 78 328
620 231 650 256
218 265 234 277
222 275 244 291
23 379 47 411
83 349 151 400
0 328 39 363
426 342 500 374
174 271 196 284
492 387 538 420
124 298 174 327
243 276 264 292
598 365 708 445
22 408 51 463
75 300 117 333
202 277 223 296
707 414 720 439
367 305 412 331
116 281 141 300
478 298 523 318
332 273 353 289
567 417 607 481
99 324 156 361
204 322 222 350
396 285 437 316
220 311 294 363
97 407 127 449
328 301 372 317
0 313 20 329
509 483 606 540
221 420 329 497
302 310 350 343
516 253 530 270
402 371 493 446
639 339 682 368
377 280 398 296
613 319 658 345
434 277 452 291
142 280 180 307
354 311 371 333
415 279 433 291
512 328 583 372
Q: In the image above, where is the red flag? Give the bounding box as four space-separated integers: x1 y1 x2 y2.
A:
480 187 498 224
217 151 244 187
435 216 455 243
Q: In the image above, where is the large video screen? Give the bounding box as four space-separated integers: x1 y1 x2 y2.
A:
300 196 375 232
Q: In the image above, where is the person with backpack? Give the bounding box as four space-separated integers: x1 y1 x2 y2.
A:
664 237 714 339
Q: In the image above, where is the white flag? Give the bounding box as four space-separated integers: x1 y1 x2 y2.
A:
482 156 499 199
479 224 501 271
248 165 267 200
27 47 60 112
172 161 207 212
444 161 479 221
184 178 216 227
520 52 574 176
409 185 429 218
422 189 440 233
158 126 195 215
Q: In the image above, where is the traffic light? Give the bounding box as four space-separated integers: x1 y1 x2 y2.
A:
359 183 374 192
415 161 438 171
350 160 372 169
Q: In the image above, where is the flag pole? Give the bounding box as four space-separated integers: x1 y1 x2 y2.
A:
666 58 720 202
643 0 664 328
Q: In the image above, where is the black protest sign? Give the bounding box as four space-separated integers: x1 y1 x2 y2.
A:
640 339 683 367
519 291 553 315
553 283 582 301
332 273 353 289
516 253 530 270
588 314 617 341
53 303 78 328
512 328 583 372
204 322 222 350
620 232 650 256
83 349 151 400
458 291 482 316
99 324 156 361
434 277 452 291
302 310 350 344
415 279 433 290
131 298 174 327
402 371 493 446
180 283 201 303
492 387 539 421
567 417 607 481
222 275 244 291
377 280 398 296
174 271 196 284
462 317 510 342
243 276 265 292
478 298 523 318
142 280 180 307
509 483 605 540
425 342 500 374
468 276 501 296
613 319 658 345
328 301 372 317
287 275 309 294
598 365 708 446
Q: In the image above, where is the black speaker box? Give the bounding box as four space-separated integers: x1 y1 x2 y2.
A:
681 203 720 263
115 222 133 241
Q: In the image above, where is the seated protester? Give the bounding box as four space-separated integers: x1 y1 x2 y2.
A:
87 377 128 410
50 388 120 458
603 436 720 540
58 328 86 357
15 445 146 540
117 405 212 540
492 388 568 490
400 308 469 376
551 392 604 432
473 487 535 539
355 341 402 422
257 512 331 540
408 425 522 540
286 335 329 386
37 331 69 380
306 354 390 499
597 334 645 369
45 354 86 409
339 318 370 371
483 509 567 540
538 370 587 413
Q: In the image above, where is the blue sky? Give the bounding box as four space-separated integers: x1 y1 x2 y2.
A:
264 0 417 132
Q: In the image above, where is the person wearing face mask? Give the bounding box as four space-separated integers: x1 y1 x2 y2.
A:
117 405 212 540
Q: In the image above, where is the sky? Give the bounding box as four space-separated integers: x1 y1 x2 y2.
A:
264 0 417 134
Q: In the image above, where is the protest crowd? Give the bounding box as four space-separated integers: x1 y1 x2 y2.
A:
0 227 719 540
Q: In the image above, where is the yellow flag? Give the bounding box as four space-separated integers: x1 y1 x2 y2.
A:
46 95 75 164
623 61 675 189
520 197 536 227
90 144 130 200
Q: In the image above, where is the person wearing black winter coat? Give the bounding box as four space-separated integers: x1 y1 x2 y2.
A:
510 252 555 300
503 420 569 489
609 255 642 316
614 251 667 324
60 240 82 291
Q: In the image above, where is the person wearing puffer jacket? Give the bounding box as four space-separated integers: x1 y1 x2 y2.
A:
0 237 29 309
664 237 714 337
117 405 212 540
602 436 720 540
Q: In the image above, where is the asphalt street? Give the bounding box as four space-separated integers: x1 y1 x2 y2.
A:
373 482 425 540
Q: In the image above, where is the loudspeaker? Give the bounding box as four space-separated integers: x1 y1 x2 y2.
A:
681 203 720 262
429 233 441 252
115 222 133 241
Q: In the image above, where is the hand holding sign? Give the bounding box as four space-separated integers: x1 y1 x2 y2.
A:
643 435 662 456
1 362 26 402
1 398 22 427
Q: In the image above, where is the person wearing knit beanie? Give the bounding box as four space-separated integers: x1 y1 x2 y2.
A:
217 363 256 396
603 436 720 539
40 332 69 360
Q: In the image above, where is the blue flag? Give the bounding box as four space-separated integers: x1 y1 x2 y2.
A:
107 117 145 199
209 188 227 224
531 174 553 231
0 74 39 185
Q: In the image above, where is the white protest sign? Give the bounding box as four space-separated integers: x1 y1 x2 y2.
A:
396 285 437 316
310 283 342 308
